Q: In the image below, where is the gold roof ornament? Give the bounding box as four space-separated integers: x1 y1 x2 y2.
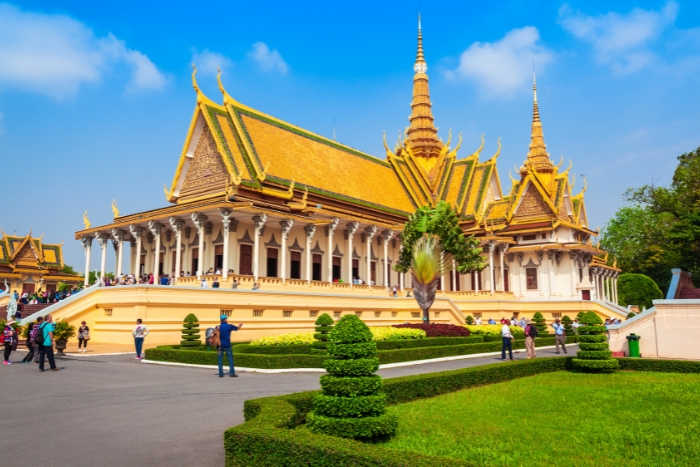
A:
525 71 554 174
287 187 309 211
111 199 120 219
163 183 170 201
83 211 91 230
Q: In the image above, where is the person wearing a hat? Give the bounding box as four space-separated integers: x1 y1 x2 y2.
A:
217 315 243 378
3 319 18 365
524 318 539 359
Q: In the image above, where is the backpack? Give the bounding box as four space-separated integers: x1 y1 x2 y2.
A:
527 324 539 338
1 326 14 345
208 327 220 347
33 323 48 346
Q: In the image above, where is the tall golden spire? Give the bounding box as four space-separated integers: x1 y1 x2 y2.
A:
406 14 443 159
526 72 554 173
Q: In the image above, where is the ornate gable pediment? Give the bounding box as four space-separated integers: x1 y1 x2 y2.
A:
514 182 554 220
10 238 41 268
179 124 229 201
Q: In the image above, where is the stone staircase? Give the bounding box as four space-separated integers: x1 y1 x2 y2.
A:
0 303 53 319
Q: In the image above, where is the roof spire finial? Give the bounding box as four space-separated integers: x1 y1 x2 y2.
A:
416 13 425 67
525 64 553 173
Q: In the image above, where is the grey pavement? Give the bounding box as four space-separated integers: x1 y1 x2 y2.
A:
1 345 575 467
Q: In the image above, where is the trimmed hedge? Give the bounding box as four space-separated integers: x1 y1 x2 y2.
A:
180 313 201 347
146 336 574 369
308 314 397 440
311 313 334 355
226 356 698 466
573 311 619 372
226 358 571 467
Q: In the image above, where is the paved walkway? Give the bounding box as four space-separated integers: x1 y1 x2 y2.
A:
1 346 575 467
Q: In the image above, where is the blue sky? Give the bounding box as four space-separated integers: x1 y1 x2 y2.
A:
1 0 699 272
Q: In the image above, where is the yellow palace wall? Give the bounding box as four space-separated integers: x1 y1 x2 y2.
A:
38 286 627 345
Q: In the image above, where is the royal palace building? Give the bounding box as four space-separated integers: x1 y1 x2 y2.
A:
74 20 621 306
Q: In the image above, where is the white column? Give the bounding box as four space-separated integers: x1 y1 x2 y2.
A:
518 254 526 297
548 251 557 297
488 241 495 294
80 236 93 287
345 222 359 283
601 272 607 302
499 244 508 291
364 226 376 284
474 270 480 293
614 275 619 304
252 214 267 281
381 230 393 286
280 220 294 283
112 229 125 277
169 218 184 284
148 221 163 281
95 232 109 283
326 218 339 283
569 252 578 298
219 209 233 280
191 213 207 279
304 224 316 283
129 226 143 277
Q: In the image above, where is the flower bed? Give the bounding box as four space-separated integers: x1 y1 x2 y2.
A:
392 323 471 337
225 357 699 466
249 327 427 347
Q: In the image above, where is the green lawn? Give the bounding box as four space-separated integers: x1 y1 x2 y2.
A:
383 371 700 466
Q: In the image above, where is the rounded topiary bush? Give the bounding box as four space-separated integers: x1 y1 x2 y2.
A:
307 314 397 440
180 313 201 347
572 311 619 372
562 315 574 335
618 273 663 310
465 315 474 325
311 313 334 355
533 312 548 335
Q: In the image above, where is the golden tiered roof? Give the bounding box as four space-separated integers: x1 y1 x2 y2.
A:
115 18 594 241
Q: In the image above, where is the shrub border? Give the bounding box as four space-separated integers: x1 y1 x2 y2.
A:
225 357 700 466
145 337 571 369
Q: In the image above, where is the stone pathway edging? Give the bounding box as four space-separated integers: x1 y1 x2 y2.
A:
140 345 570 373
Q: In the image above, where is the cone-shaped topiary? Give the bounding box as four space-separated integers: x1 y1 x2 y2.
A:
562 315 574 335
311 313 334 355
180 313 201 347
572 311 619 372
465 315 474 325
533 312 548 335
576 311 586 320
307 314 397 440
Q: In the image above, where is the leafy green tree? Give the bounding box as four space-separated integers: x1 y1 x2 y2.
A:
602 147 700 293
60 264 80 275
572 311 619 372
88 270 114 285
394 200 485 275
394 201 485 324
617 273 663 310
180 313 201 347
311 313 334 355
307 315 397 439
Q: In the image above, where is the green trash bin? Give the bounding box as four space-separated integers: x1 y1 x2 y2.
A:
626 334 641 358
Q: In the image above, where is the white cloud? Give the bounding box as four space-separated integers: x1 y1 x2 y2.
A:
558 1 678 74
248 42 288 75
191 49 233 77
446 26 553 98
0 3 165 99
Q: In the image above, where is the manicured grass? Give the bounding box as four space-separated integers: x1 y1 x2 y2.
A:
383 371 700 466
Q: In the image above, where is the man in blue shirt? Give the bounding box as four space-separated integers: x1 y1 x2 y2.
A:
218 315 243 377
550 318 567 354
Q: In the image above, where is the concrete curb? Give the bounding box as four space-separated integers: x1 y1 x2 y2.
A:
140 345 573 373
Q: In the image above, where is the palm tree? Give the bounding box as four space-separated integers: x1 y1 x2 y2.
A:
410 234 454 324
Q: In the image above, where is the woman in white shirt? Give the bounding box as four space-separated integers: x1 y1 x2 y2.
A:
501 323 514 361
